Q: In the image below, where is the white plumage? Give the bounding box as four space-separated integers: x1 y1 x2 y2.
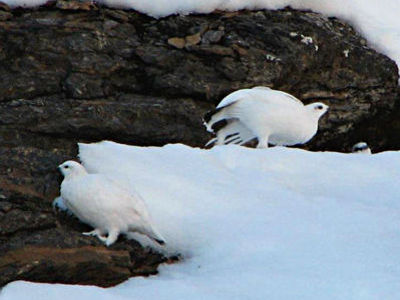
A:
204 86 329 148
58 160 165 246
352 142 372 154
52 196 72 215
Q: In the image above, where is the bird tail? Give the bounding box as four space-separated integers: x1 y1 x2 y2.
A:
154 238 166 246
143 225 166 246
203 102 237 133
206 119 256 147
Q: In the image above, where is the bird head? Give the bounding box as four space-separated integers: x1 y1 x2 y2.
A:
58 160 88 178
306 102 329 119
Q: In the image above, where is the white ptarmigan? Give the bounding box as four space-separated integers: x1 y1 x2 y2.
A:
204 87 329 148
352 142 372 154
58 160 165 246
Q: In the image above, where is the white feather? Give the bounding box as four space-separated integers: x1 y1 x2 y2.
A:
52 196 72 215
217 86 302 109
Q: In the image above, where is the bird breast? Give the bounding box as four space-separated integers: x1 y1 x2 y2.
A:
61 177 119 231
266 112 318 145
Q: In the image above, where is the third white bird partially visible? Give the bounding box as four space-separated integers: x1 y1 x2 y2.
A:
204 86 329 148
352 142 372 154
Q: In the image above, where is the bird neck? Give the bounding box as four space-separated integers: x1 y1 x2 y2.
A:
306 110 324 121
64 169 88 181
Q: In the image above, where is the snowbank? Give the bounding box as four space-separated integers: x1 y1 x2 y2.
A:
3 0 400 77
2 142 400 299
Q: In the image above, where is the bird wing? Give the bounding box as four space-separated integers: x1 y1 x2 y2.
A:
217 87 303 108
248 88 304 106
62 175 145 222
105 177 165 242
217 89 253 108
276 91 304 106
103 176 151 219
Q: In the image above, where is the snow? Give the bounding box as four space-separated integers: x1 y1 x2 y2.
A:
3 0 400 77
2 142 400 299
300 35 318 52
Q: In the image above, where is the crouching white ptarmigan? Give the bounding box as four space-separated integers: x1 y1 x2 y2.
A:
58 160 166 247
204 87 329 148
352 142 372 154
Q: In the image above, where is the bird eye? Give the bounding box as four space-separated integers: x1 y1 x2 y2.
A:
64 165 69 169
316 105 323 110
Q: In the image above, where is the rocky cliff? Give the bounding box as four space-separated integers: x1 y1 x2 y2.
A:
0 0 399 287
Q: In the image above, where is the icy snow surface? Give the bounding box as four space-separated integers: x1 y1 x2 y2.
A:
3 0 400 76
2 142 400 299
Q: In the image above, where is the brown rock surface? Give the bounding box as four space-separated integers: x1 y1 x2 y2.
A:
0 0 399 287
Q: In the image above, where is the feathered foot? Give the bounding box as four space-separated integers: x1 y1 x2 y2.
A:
82 229 107 243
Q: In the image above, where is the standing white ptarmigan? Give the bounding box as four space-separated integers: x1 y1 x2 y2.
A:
58 160 165 247
204 87 329 148
352 142 372 154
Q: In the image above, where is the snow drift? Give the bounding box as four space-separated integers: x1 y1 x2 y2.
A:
2 142 400 299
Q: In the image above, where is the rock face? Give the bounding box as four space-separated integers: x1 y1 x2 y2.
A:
0 0 399 287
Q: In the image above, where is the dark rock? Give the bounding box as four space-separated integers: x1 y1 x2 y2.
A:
0 1 10 11
0 10 12 21
0 200 167 287
0 4 399 287
0 245 132 287
168 37 185 49
202 30 225 44
0 225 166 287
185 32 202 47
56 0 98 11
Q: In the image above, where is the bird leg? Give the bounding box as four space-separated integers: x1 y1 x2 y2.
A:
83 229 101 236
105 229 120 247
82 229 107 242
257 136 269 149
